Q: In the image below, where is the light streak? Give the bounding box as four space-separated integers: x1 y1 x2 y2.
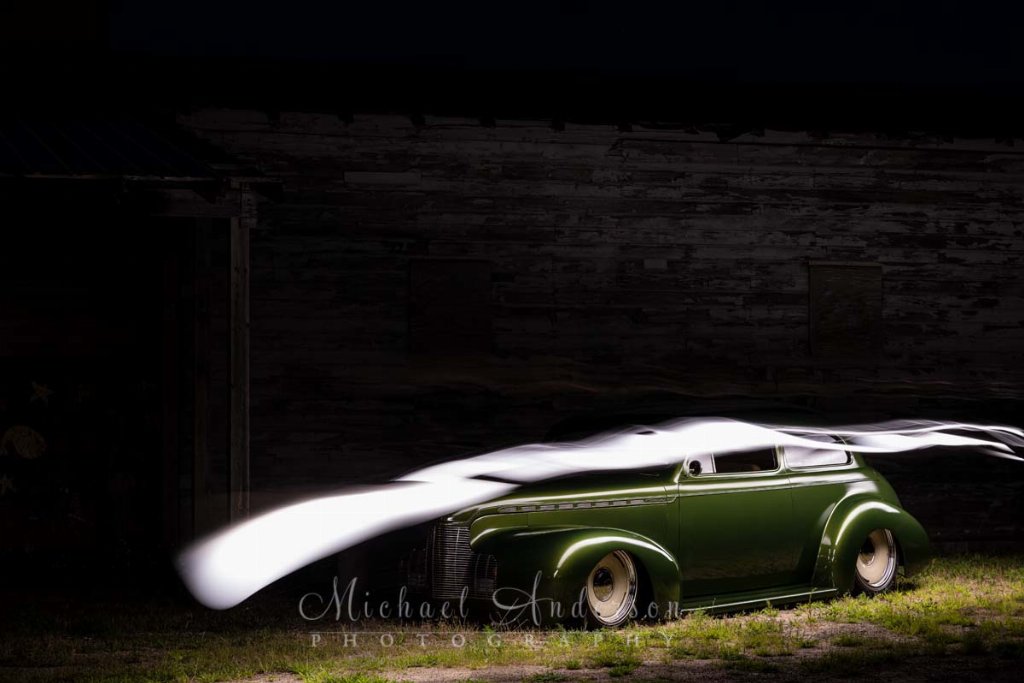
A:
177 418 1021 609
177 479 514 610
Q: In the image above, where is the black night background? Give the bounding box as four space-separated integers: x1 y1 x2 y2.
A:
2 1 1024 681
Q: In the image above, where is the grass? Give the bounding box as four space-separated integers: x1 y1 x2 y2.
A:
666 610 802 659
3 555 1024 681
797 643 924 676
799 554 1024 649
830 633 886 648
526 673 569 682
722 656 781 673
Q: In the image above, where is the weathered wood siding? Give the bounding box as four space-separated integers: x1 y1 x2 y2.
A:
178 110 1024 502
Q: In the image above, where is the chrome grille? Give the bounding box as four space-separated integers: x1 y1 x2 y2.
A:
429 521 497 601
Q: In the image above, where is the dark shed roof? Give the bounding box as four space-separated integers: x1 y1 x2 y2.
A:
0 118 215 180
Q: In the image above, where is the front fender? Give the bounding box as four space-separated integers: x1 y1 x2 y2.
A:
472 525 681 621
813 496 930 593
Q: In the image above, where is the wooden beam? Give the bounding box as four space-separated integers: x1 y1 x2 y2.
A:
132 188 242 218
228 185 254 520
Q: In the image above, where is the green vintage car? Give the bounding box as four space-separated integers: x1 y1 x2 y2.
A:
407 433 930 627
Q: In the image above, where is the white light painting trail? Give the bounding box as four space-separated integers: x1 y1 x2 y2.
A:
177 418 1023 609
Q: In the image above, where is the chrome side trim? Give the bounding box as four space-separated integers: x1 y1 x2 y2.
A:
496 495 674 514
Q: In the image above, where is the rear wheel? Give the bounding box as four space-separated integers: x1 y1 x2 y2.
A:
853 528 898 595
583 550 638 627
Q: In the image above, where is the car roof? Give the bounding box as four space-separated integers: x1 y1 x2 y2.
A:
544 401 822 442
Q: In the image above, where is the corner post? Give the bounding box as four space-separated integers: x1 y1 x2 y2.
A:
229 182 254 520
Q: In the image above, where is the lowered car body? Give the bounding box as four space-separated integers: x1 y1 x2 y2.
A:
408 439 930 626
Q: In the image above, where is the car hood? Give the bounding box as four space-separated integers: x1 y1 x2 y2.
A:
447 468 675 523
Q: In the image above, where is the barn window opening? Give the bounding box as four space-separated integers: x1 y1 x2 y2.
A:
808 262 882 359
408 259 492 354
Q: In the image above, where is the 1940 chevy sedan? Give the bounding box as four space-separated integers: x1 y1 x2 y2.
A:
406 435 930 627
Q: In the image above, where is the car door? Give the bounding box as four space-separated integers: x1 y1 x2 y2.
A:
675 447 803 597
781 437 862 582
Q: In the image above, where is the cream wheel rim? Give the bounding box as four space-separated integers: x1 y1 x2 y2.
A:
586 550 638 626
856 529 897 589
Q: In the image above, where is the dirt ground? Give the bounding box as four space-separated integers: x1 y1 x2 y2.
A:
5 556 1024 683
224 657 1024 683
223 617 1023 682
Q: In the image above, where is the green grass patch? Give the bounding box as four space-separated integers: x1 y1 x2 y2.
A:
666 610 799 659
831 633 888 648
608 662 640 677
721 656 781 673
526 672 569 682
586 640 642 670
798 644 924 676
5 555 1024 681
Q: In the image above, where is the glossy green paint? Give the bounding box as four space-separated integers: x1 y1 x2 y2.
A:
473 526 681 620
449 448 929 618
812 493 930 593
676 466 800 596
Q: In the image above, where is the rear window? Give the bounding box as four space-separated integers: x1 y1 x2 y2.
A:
713 448 778 474
786 435 851 469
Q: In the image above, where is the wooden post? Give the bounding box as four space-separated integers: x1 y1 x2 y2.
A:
193 220 212 535
229 184 254 520
160 222 181 548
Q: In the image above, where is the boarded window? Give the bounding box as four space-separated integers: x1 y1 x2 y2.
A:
408 259 492 354
808 262 882 359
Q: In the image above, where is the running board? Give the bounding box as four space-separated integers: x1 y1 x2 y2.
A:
677 586 839 614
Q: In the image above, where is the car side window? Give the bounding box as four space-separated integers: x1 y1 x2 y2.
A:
713 448 777 474
786 435 850 468
685 452 715 476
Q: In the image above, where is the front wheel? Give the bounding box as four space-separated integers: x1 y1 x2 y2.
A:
853 528 899 595
583 550 639 627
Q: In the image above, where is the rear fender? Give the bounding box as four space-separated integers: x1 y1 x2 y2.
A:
813 496 930 593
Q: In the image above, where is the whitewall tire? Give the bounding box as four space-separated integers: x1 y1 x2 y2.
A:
854 528 899 594
584 550 639 627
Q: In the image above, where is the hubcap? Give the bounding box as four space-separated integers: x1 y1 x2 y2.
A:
586 550 638 625
856 529 897 589
592 567 615 601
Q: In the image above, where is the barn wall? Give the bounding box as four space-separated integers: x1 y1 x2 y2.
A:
178 110 1024 506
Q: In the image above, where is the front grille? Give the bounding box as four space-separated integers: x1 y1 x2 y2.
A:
428 521 497 601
